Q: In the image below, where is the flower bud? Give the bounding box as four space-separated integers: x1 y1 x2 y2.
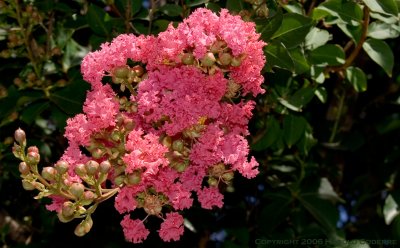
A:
14 128 26 145
70 183 85 199
181 53 195 65
99 160 111 174
207 177 218 187
22 180 35 190
161 136 172 148
19 162 30 175
210 40 227 53
74 163 87 177
219 53 232 66
55 160 69 174
114 175 125 186
222 171 234 181
26 151 40 165
113 66 130 79
62 201 75 218
91 148 104 159
74 217 93 237
143 195 163 216
27 146 39 154
173 161 188 172
85 160 99 176
231 56 242 67
201 52 216 67
210 163 226 177
132 65 144 77
81 191 96 205
111 131 120 142
127 171 141 185
41 167 56 181
57 211 74 223
172 139 184 152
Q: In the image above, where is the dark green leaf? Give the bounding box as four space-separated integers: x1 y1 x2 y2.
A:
309 44 345 66
283 114 307 147
271 13 313 49
369 11 398 24
186 0 209 7
362 38 394 77
288 87 316 110
252 116 281 151
317 0 363 26
115 0 142 17
205 2 221 12
86 4 111 36
337 23 363 43
226 0 243 12
297 123 317 155
260 190 293 233
20 101 50 125
256 9 283 42
159 4 183 17
363 0 399 16
49 80 90 115
346 66 367 92
288 48 310 75
264 42 294 72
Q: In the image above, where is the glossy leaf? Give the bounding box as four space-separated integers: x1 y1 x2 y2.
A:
283 114 307 148
226 0 243 12
252 116 281 151
362 38 394 77
49 80 90 115
305 27 330 50
20 101 50 125
288 87 316 110
297 123 317 155
368 21 400 39
317 0 363 26
346 66 367 92
86 4 111 36
271 13 313 49
309 44 345 66
159 4 183 17
264 42 294 72
384 194 400 225
288 48 310 75
315 86 328 103
115 0 142 16
363 0 399 16
256 9 283 42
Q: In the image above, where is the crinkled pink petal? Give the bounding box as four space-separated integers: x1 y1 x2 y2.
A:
159 212 184 242
120 215 149 243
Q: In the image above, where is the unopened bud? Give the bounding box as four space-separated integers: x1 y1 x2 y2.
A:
22 180 35 190
99 160 111 174
57 211 74 223
74 163 87 177
19 162 30 175
161 136 172 148
143 195 163 216
113 66 130 79
132 65 144 77
26 151 40 165
81 191 96 205
208 177 219 187
91 148 104 159
127 171 141 185
55 160 69 174
181 53 195 65
201 52 216 67
41 167 56 181
74 217 93 237
222 171 234 181
172 139 184 152
62 201 75 218
14 128 26 145
70 183 85 199
210 40 227 53
111 131 120 142
114 175 125 186
27 146 39 154
85 160 99 176
231 56 242 67
219 53 232 66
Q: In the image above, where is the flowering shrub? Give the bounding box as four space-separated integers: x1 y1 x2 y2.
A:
12 8 265 243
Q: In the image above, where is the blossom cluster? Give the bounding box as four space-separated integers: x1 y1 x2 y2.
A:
13 8 266 243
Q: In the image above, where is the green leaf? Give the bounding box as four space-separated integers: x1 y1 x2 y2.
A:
20 101 50 125
318 178 344 203
368 21 400 39
264 42 294 72
346 66 367 92
226 0 243 12
369 11 398 24
337 23 362 43
86 4 111 36
384 194 400 225
283 114 307 148
205 2 221 12
288 48 310 75
315 86 328 103
186 0 209 7
256 9 283 42
271 13 313 49
288 87 316 110
252 116 281 151
297 123 317 155
305 27 331 50
260 190 293 233
309 44 345 66
159 4 183 17
317 0 363 26
115 0 142 17
282 2 304 15
49 80 90 115
362 38 394 77
363 0 399 16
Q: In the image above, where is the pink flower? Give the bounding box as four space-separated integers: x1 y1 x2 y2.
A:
123 129 169 177
159 212 184 242
165 183 193 210
197 186 224 209
45 195 66 212
115 185 145 214
64 114 91 146
120 215 149 243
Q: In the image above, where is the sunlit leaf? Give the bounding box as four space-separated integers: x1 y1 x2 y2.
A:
384 194 400 225
346 66 367 92
309 44 345 66
363 38 394 77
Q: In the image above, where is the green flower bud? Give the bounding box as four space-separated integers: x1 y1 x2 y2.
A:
74 163 87 177
161 135 172 148
114 175 125 186
99 160 111 174
55 160 69 174
70 183 85 199
127 172 141 185
14 128 26 145
22 180 35 190
222 171 234 181
201 52 216 67
19 162 30 175
74 217 93 237
207 177 218 187
231 56 242 67
85 160 99 176
91 148 104 159
27 146 39 154
57 211 74 223
62 201 75 218
113 66 130 79
210 40 227 53
172 139 184 152
219 53 232 66
41 167 56 181
132 65 144 77
26 151 40 165
181 53 195 65
81 191 96 205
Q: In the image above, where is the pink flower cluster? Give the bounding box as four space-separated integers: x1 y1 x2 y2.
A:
53 8 265 243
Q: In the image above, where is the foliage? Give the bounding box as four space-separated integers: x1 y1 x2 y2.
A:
0 0 400 247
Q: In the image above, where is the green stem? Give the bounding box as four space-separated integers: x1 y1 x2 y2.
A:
329 90 346 143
